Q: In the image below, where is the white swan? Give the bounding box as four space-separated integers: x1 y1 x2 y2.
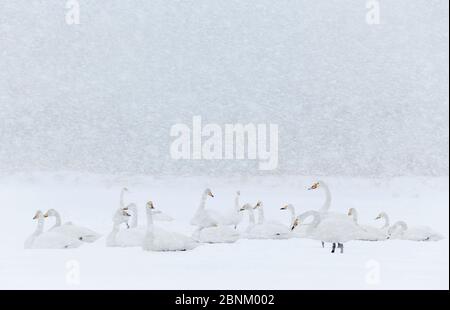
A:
221 191 244 229
347 208 387 241
190 189 225 228
280 204 309 237
307 180 336 247
388 221 444 242
44 209 101 243
143 202 198 251
25 211 83 249
106 208 144 247
239 203 290 239
374 212 391 233
291 210 360 253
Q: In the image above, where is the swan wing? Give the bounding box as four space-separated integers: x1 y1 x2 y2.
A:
193 226 240 243
52 224 102 243
31 231 82 249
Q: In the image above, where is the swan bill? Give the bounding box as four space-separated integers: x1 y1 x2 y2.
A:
308 182 320 190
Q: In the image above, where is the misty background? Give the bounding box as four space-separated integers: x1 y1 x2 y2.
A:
0 0 448 177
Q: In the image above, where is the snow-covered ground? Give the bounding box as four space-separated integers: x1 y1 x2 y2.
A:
0 173 448 290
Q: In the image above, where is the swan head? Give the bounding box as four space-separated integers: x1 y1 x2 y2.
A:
236 191 241 196
348 208 356 216
146 201 155 209
253 201 263 209
204 188 214 198
280 204 293 210
307 181 321 191
375 212 388 220
43 209 58 218
239 203 252 212
291 218 300 231
32 210 43 220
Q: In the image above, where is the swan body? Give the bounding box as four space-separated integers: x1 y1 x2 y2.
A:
190 189 225 228
348 208 387 241
240 203 291 239
25 211 82 249
292 210 360 253
220 191 244 229
388 221 444 242
143 202 198 251
192 226 240 243
44 209 101 243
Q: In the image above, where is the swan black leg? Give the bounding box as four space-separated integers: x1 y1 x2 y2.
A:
321 241 325 248
338 243 344 254
331 243 336 253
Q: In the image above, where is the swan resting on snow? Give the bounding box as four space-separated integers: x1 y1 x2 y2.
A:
239 203 291 239
347 208 387 241
25 211 83 249
190 188 225 228
106 208 141 247
291 210 360 253
44 209 101 243
143 201 198 251
388 221 444 242
191 190 240 243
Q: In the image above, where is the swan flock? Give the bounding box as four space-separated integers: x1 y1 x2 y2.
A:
25 181 444 253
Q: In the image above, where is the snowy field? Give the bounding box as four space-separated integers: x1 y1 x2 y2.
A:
0 173 448 290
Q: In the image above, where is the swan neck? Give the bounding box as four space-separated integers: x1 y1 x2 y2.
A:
120 189 126 207
146 207 154 232
299 211 321 230
319 183 332 212
257 207 265 224
234 194 240 212
53 211 62 227
288 206 296 225
351 210 358 224
35 216 45 235
129 204 138 228
382 214 390 229
247 208 255 225
198 192 208 211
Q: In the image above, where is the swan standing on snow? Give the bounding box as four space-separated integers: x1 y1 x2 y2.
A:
239 203 290 239
25 211 82 249
347 208 387 241
190 189 224 228
291 210 360 253
143 202 198 251
388 221 444 242
44 209 101 243
307 180 337 247
221 191 244 229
